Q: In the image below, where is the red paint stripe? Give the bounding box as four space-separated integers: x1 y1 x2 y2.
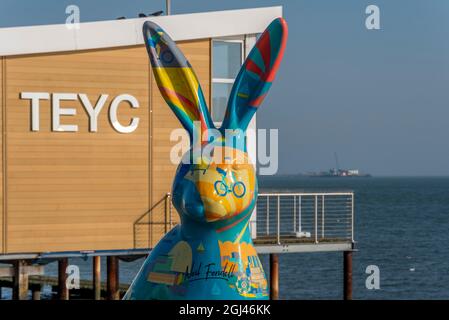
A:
160 86 200 119
216 210 252 233
246 59 264 78
256 31 271 75
249 93 267 107
266 18 288 82
161 86 211 137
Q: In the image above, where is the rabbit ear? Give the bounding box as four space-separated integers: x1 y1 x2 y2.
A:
143 21 215 139
221 18 288 131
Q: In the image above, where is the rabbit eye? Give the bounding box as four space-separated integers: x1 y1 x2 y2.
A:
161 50 174 63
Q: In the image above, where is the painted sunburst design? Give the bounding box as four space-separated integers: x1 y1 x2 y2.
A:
185 146 256 222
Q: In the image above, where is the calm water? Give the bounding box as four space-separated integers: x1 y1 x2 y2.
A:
2 177 449 299
258 176 449 299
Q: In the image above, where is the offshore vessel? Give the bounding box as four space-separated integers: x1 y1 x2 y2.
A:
303 153 372 177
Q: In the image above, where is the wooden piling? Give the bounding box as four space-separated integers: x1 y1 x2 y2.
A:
93 256 101 300
13 260 29 300
58 258 69 300
107 256 119 300
270 253 279 300
343 251 353 300
31 284 41 300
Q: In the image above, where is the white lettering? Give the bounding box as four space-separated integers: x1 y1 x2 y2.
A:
52 93 78 132
79 93 108 132
109 94 140 133
20 92 140 133
20 92 50 131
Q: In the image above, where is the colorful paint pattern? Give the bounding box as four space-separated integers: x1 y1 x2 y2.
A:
124 18 287 300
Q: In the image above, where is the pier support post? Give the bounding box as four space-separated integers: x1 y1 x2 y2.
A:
343 251 353 300
13 260 29 300
270 253 279 300
58 258 69 300
93 256 101 300
31 284 41 300
107 256 119 300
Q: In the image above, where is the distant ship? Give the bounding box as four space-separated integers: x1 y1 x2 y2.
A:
303 168 372 178
301 152 372 177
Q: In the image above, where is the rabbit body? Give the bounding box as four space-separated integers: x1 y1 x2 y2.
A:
125 144 268 299
125 17 287 300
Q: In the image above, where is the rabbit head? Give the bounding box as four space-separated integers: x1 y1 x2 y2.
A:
143 18 287 225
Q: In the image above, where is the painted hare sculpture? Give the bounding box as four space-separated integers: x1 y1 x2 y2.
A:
124 17 287 300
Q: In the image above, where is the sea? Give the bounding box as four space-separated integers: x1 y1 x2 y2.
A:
2 176 449 300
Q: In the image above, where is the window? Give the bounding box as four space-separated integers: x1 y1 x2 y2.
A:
211 39 243 123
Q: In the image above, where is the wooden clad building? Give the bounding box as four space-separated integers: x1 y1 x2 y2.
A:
0 7 281 258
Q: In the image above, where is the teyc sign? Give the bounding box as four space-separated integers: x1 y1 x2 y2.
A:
20 92 140 133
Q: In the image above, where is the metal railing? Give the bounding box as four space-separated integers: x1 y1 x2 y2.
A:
133 193 174 249
253 192 354 245
134 191 354 249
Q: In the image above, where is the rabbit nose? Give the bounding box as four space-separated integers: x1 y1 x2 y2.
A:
176 181 205 222
184 201 205 221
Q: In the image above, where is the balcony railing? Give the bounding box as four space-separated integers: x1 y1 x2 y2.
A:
253 192 354 246
133 193 174 249
134 191 355 249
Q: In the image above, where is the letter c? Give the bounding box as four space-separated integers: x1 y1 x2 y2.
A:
109 94 140 133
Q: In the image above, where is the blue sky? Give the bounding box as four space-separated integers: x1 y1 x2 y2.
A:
1 0 448 176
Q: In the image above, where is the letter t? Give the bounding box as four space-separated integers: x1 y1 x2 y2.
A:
20 92 50 131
